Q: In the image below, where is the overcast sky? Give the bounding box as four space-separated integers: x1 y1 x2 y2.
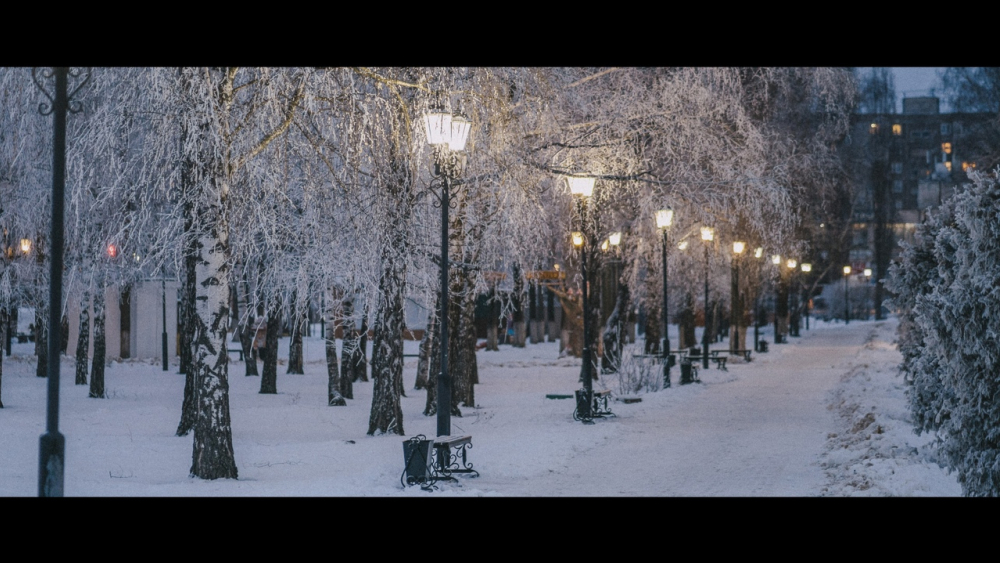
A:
890 67 948 111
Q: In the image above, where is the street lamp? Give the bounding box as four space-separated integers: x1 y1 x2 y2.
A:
801 263 812 330
731 241 745 354
567 174 596 423
656 209 673 387
771 254 782 343
20 238 31 255
423 94 473 439
787 259 799 338
700 226 714 370
843 265 852 325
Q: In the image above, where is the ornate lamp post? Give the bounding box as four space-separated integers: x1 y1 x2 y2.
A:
567 175 596 423
33 66 90 497
423 94 473 438
700 226 714 370
801 262 812 330
656 209 673 387
787 258 799 338
730 241 745 353
771 254 782 343
843 265 852 325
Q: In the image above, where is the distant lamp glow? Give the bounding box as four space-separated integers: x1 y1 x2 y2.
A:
864 268 872 277
655 209 674 229
20 238 31 254
107 244 118 258
609 232 621 246
601 239 609 252
772 254 781 265
700 226 714 242
554 264 560 271
787 259 797 270
754 247 763 259
572 231 584 247
733 241 746 255
801 263 812 273
678 240 688 250
566 176 595 198
843 266 852 276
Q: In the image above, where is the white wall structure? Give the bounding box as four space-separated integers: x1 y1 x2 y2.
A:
66 279 178 362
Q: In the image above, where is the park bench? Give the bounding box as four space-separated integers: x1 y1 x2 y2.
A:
573 389 615 420
729 349 753 362
227 344 245 362
683 348 728 371
432 435 479 480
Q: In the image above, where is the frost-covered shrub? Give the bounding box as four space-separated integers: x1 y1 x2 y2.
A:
886 195 955 439
892 171 1000 496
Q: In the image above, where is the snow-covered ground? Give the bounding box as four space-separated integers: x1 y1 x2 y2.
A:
0 317 960 496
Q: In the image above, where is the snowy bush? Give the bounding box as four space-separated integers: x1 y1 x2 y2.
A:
889 171 1000 496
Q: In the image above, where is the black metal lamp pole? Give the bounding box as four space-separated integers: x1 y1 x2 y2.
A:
656 209 672 387
701 228 712 370
34 67 89 497
661 227 670 387
577 199 594 423
843 266 851 325
424 96 471 439
437 169 451 437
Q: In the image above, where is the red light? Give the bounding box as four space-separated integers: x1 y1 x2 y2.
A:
107 244 118 258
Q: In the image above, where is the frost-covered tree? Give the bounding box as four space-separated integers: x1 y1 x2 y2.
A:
890 170 1000 496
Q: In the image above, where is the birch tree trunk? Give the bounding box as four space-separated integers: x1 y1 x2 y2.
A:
287 288 305 375
260 295 281 394
75 291 90 385
89 283 105 398
415 293 437 390
35 307 47 378
340 295 358 398
326 288 345 406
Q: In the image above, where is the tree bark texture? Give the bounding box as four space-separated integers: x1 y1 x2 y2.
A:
75 291 90 385
325 293 345 406
287 289 305 375
260 296 281 394
35 308 47 378
88 286 106 397
601 277 629 374
415 293 437 390
368 259 406 435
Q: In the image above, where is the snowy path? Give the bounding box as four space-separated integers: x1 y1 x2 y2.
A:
488 323 870 496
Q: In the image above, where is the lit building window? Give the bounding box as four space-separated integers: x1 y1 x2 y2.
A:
945 161 952 172
962 161 977 172
892 124 902 135
942 142 952 154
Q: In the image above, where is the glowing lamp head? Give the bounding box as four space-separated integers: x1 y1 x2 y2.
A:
107 244 118 258
448 110 471 151
844 266 852 276
601 239 609 251
571 231 584 247
801 263 812 273
864 268 872 277
787 259 797 270
566 176 595 198
733 241 746 255
655 209 673 229
754 247 763 259
700 226 714 242
677 240 688 251
20 238 31 254
772 254 781 265
423 104 452 146
609 232 621 246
